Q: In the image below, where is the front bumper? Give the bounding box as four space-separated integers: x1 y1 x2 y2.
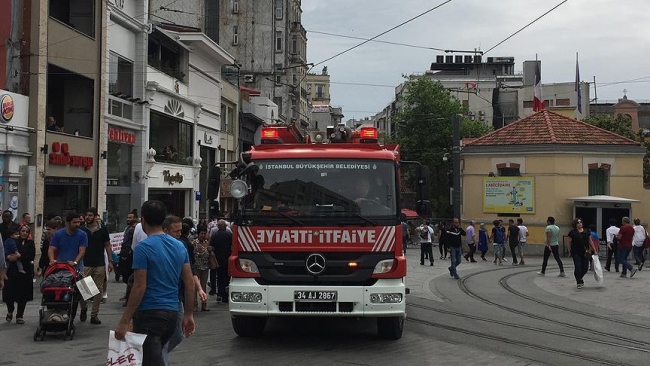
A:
229 278 405 317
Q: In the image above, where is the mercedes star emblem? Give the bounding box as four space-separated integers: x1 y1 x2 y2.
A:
305 253 326 275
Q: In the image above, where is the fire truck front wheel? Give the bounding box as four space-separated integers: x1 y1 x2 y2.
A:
232 315 267 337
376 316 404 340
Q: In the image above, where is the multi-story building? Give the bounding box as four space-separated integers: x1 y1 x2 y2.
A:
29 0 108 240
215 0 311 126
306 66 331 106
590 95 650 133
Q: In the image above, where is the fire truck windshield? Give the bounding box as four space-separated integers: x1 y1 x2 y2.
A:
243 159 397 224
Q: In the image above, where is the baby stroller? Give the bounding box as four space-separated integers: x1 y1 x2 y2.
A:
34 263 80 341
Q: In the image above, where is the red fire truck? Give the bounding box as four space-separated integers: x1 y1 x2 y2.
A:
226 123 425 339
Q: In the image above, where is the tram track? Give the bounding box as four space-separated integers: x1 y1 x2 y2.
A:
457 267 650 348
405 316 631 366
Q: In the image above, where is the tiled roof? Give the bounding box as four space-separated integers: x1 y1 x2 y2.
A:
465 109 640 146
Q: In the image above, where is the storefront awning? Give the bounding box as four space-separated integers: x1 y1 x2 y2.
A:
567 195 639 203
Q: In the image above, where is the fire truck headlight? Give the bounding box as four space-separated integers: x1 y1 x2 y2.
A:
231 292 263 303
369 293 403 304
238 258 259 274
230 179 248 199
373 259 395 274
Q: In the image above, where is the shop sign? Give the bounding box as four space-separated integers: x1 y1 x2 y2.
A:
482 177 535 214
162 170 184 185
49 142 94 171
1 94 14 123
108 127 136 145
198 129 217 147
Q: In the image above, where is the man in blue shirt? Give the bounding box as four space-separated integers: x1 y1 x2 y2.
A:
115 200 195 366
48 213 87 270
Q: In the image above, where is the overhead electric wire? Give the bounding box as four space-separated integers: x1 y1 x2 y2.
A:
483 0 569 55
310 0 455 68
306 30 449 52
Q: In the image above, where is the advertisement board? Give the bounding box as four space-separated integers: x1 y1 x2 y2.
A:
482 177 535 214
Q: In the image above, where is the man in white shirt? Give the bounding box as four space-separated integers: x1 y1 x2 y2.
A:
418 220 434 266
517 218 529 265
463 220 477 263
605 218 620 272
132 222 148 249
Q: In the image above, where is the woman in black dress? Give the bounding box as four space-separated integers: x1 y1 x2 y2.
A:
3 225 36 324
568 218 591 289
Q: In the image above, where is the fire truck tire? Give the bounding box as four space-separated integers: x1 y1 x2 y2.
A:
232 316 267 337
376 316 404 340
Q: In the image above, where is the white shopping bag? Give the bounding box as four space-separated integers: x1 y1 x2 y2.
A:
592 254 604 284
107 330 147 366
76 276 100 301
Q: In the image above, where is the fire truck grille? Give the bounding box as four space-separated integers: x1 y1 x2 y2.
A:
241 252 393 286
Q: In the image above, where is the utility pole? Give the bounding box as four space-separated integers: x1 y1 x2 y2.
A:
452 114 461 220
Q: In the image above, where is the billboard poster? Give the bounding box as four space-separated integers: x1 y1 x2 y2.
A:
482 177 535 214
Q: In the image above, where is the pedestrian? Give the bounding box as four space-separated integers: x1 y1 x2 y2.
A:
48 213 87 271
464 220 477 263
118 210 138 297
505 219 520 265
568 217 592 289
0 240 5 290
209 220 232 303
477 223 489 261
498 219 508 262
3 226 35 324
537 216 565 277
632 218 646 270
437 220 448 259
604 218 619 272
490 219 504 265
161 215 206 366
37 220 63 277
616 217 637 278
192 226 211 311
516 218 528 265
115 200 196 366
79 207 113 325
445 218 466 279
418 220 434 266
19 213 33 240
0 210 19 242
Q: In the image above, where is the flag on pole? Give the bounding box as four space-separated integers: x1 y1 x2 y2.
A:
533 61 544 112
575 53 582 114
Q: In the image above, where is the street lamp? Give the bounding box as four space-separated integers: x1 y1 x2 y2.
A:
452 114 461 220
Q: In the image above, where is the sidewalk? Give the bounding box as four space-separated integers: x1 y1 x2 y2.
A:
404 247 650 318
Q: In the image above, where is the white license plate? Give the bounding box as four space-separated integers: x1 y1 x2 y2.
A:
294 291 338 302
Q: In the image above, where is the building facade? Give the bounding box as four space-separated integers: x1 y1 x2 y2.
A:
461 110 647 252
306 67 331 106
28 0 107 239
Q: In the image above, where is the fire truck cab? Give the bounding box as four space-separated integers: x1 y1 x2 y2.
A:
226 123 426 339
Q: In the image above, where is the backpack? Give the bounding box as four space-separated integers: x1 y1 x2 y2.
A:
495 227 504 244
420 226 430 240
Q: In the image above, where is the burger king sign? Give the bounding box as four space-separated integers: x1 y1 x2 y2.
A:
1 94 14 123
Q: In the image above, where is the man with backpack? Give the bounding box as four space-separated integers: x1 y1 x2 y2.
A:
446 218 466 279
605 218 620 272
419 220 434 266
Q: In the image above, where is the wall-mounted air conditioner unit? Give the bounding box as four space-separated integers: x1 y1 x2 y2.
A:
243 75 254 83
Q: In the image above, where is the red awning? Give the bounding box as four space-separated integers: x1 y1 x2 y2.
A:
401 208 419 218
240 86 261 96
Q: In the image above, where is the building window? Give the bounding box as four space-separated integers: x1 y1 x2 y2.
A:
275 0 283 19
292 73 297 85
47 64 94 137
148 32 186 82
227 106 235 133
273 97 282 114
44 178 91 219
205 0 219 42
556 98 571 106
233 25 239 45
107 142 132 187
499 167 520 177
275 31 283 52
108 53 134 120
49 0 95 38
316 84 324 99
149 111 194 165
589 168 609 195
523 101 533 109
292 35 297 54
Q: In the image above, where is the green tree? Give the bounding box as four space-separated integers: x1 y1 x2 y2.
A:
583 114 650 186
395 77 492 217
582 114 636 140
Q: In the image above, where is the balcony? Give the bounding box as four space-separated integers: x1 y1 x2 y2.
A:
289 51 306 64
290 22 307 37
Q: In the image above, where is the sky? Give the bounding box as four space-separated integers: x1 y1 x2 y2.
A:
302 0 650 120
